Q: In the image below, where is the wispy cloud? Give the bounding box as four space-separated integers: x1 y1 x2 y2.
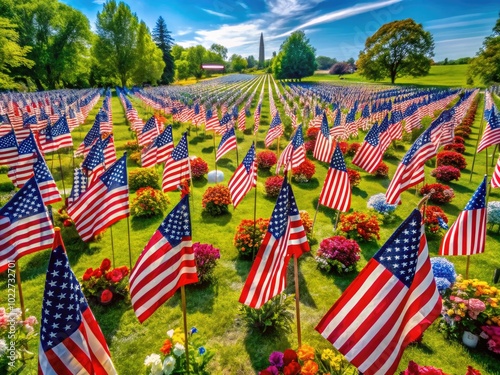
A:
176 28 193 36
426 18 495 30
92 0 106 4
237 2 249 10
200 8 235 19
194 21 265 49
265 0 325 17
434 36 485 59
425 13 484 27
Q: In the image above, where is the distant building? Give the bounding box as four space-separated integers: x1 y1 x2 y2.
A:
258 33 265 68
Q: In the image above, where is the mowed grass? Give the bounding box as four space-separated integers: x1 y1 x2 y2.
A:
1 75 500 374
308 64 477 88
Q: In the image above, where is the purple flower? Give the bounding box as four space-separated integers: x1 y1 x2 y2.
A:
265 365 279 375
269 351 284 368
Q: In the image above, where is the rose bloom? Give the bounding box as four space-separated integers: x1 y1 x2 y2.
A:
100 289 113 304
283 348 298 365
119 266 129 277
92 268 102 278
297 344 315 361
301 360 319 375
283 361 301 375
109 269 124 283
83 268 94 281
100 258 112 272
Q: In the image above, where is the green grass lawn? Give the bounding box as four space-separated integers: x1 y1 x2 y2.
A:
308 65 479 89
1 75 500 374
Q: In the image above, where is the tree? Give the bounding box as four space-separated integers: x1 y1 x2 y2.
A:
0 17 34 89
185 45 205 79
329 62 351 75
210 43 227 61
95 0 139 86
246 55 256 68
152 16 174 84
171 44 184 60
175 59 189 81
468 14 500 85
316 56 336 70
357 19 434 84
230 54 247 72
132 21 165 85
272 31 317 81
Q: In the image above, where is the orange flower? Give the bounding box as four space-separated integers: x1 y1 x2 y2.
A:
296 344 315 361
160 338 172 355
300 360 318 375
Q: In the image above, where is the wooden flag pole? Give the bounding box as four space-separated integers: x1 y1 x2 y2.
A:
110 225 115 268
235 138 239 166
126 216 133 270
252 181 258 261
180 286 190 375
465 256 470 280
311 199 321 235
58 150 66 196
469 113 485 182
491 144 498 167
293 255 302 347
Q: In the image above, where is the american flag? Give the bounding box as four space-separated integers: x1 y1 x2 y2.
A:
138 116 161 147
228 143 257 208
403 103 420 132
253 102 261 134
0 131 19 165
205 109 220 132
216 127 237 162
378 114 392 152
239 177 310 308
0 177 55 272
330 110 345 140
81 136 108 185
314 112 334 163
23 114 38 129
389 110 403 141
477 108 500 153
162 132 190 192
38 229 117 374
67 107 79 131
265 112 284 148
439 176 487 256
218 112 233 135
352 122 383 173
67 168 87 207
129 195 198 323
75 116 100 157
276 124 305 172
237 108 246 131
316 209 441 375
7 132 41 188
32 156 62 206
385 129 436 205
141 125 174 168
319 143 351 212
67 155 129 242
98 109 112 134
103 133 116 166
40 116 73 153
493 155 500 188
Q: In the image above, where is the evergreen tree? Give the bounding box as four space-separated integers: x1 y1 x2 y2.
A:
152 16 175 84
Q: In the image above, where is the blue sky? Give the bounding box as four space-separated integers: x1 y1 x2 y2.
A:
63 0 498 62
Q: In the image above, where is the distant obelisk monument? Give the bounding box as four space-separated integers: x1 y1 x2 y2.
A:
258 33 265 68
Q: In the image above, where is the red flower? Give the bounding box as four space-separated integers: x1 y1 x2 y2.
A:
466 366 482 375
83 268 94 281
118 266 129 277
109 269 123 283
100 258 112 272
92 269 102 278
259 370 273 375
100 289 113 304
283 349 298 366
63 219 73 227
283 361 301 375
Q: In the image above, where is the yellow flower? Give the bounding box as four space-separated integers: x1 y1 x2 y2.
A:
297 344 315 361
447 309 454 316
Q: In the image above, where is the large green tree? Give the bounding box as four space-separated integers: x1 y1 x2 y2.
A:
272 31 317 81
468 15 500 85
0 17 34 89
132 21 165 85
230 54 247 73
357 19 434 84
210 43 228 61
316 56 336 70
95 0 139 86
152 16 175 84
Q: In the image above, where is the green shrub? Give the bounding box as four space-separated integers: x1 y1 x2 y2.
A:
0 191 15 207
0 181 15 192
0 165 9 174
130 187 169 218
239 293 295 333
129 168 160 191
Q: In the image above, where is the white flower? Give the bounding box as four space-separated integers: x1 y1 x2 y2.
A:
173 342 185 356
144 353 161 367
0 339 7 355
162 356 176 375
166 329 175 338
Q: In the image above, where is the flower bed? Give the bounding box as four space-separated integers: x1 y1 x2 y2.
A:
234 218 270 258
487 201 500 231
346 142 360 157
420 183 455 204
202 185 232 216
265 176 284 198
257 150 278 170
193 242 220 284
437 151 467 171
443 143 466 154
346 168 360 188
190 157 209 179
292 159 316 183
423 205 449 234
373 161 389 177
129 168 161 191
338 211 380 242
431 165 461 183
401 361 481 375
367 193 397 222
315 235 361 273
131 187 170 218
81 259 129 305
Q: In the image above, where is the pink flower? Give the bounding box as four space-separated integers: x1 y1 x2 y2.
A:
25 316 38 326
467 298 486 319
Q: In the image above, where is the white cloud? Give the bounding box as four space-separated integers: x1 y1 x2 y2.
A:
426 18 495 30
434 36 484 59
92 0 106 4
425 13 484 27
194 21 265 49
200 8 235 19
265 0 325 17
176 28 193 36
237 2 249 10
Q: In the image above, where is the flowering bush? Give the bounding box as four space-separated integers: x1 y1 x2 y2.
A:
299 210 315 243
265 176 284 198
306 127 320 141
193 243 220 284
346 168 360 188
480 325 500 354
443 143 466 154
453 135 465 144
315 236 361 273
259 344 350 375
240 294 295 333
487 201 500 228
440 277 500 340
420 183 455 204
401 361 481 375
0 307 38 372
124 139 140 152
292 158 316 183
190 157 209 179
367 193 397 223
338 212 380 242
131 187 170 218
437 151 467 171
373 162 389 178
257 150 278 170
338 141 348 155
304 140 316 154
346 142 360 157
81 259 129 305
430 257 456 293
144 327 213 375
455 127 471 139
129 168 161 191
129 151 142 166
202 185 232 216
431 165 461 183
423 205 449 234
234 218 270 258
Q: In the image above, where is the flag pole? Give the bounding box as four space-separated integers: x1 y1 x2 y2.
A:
126 216 133 270
58 149 66 196
293 255 302 347
333 210 341 231
311 199 321 235
491 145 498 167
180 286 190 375
469 109 485 182
252 180 258 261
110 225 115 268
